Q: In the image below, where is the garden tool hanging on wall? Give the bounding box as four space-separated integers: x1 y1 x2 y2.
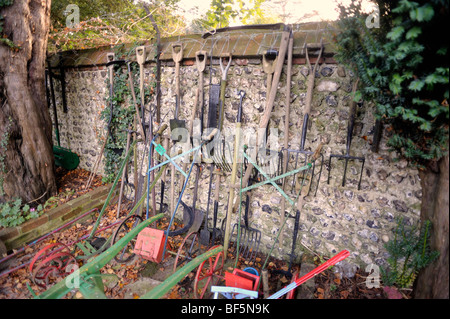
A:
284 41 325 197
223 90 245 259
278 30 294 249
46 59 80 171
136 46 149 141
169 42 187 216
327 78 365 190
195 50 207 134
262 49 278 143
169 42 186 141
214 53 233 172
206 44 220 133
136 45 158 217
200 165 224 246
232 29 291 215
231 167 261 263
206 53 232 171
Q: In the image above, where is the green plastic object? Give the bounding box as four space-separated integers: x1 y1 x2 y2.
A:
141 245 223 299
53 145 80 170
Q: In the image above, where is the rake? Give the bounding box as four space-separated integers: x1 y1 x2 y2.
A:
327 79 365 190
230 168 261 263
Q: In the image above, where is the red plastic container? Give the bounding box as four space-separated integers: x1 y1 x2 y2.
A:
133 227 166 263
224 268 260 291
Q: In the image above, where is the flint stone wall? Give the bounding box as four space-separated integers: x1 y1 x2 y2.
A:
48 26 422 277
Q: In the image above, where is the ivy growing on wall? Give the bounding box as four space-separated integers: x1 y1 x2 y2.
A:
100 49 156 183
332 0 449 167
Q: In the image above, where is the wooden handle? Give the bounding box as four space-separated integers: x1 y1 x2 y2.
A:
136 46 146 65
202 128 218 141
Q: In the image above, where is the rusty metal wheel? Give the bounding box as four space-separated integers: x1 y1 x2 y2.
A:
29 243 77 288
193 245 224 299
112 214 143 263
173 231 201 273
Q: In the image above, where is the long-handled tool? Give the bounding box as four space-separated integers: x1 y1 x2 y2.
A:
206 46 220 134
327 79 365 190
231 168 261 262
159 135 170 214
160 129 218 260
213 53 233 172
136 46 148 140
289 41 325 197
267 250 350 299
200 162 223 246
231 28 291 215
223 90 245 259
169 42 186 140
278 30 294 249
195 50 207 134
183 163 204 234
116 126 132 218
169 42 186 217
262 49 278 142
135 46 157 217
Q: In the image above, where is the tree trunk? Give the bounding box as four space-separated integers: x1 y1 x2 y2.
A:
0 0 56 203
415 155 449 299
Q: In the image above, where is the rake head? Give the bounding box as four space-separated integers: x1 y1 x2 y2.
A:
283 148 324 197
327 153 365 190
230 171 261 263
230 222 261 263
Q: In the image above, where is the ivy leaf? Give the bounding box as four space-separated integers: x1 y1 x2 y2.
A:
419 121 432 132
409 79 424 91
406 26 422 39
387 26 405 41
410 4 434 22
425 73 448 85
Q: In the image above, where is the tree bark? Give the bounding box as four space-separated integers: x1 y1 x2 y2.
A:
0 0 56 203
415 155 449 299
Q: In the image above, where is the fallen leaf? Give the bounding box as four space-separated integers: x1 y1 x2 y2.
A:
340 290 349 299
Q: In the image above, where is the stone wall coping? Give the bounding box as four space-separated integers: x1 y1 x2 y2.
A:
48 22 337 69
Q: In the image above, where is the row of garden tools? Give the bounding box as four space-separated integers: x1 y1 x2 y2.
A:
99 32 365 277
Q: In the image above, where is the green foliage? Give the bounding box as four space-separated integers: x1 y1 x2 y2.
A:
332 0 449 167
192 0 268 30
100 61 155 183
48 0 184 53
0 0 15 47
0 198 45 228
381 218 439 288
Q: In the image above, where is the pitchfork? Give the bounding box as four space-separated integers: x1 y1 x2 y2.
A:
327 79 365 190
